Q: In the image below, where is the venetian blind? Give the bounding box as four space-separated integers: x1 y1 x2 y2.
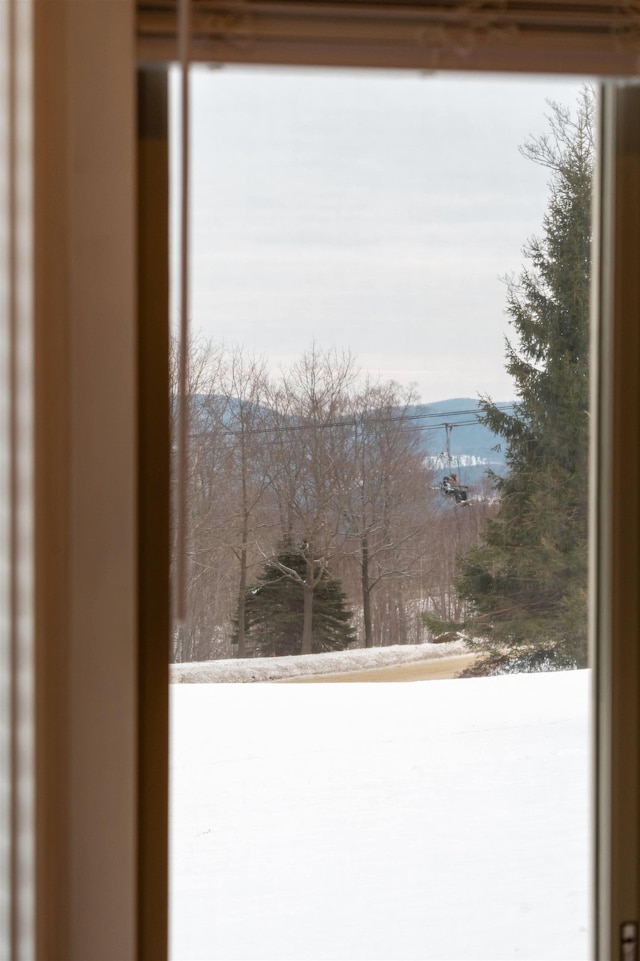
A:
137 1 640 75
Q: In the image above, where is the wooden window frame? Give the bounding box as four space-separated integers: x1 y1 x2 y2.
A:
23 2 640 959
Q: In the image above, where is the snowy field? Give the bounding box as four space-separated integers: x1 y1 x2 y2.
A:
170 668 591 961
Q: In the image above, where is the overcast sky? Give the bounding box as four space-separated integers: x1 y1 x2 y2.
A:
173 68 587 403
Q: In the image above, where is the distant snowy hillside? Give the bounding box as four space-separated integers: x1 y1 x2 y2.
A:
190 394 513 490
410 397 514 487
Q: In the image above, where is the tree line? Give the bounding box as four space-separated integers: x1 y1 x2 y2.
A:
171 343 492 661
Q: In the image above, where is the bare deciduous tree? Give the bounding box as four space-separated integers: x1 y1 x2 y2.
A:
170 336 234 661
170 339 492 661
342 380 438 647
261 345 359 654
221 348 273 657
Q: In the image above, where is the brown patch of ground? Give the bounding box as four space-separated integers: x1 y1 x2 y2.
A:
279 653 477 683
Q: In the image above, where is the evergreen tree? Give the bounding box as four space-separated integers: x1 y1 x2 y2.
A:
457 88 593 674
233 543 356 657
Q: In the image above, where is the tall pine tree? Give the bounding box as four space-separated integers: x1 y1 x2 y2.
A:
457 88 593 674
233 542 356 657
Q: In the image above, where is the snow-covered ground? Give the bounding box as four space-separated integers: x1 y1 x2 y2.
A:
170 641 468 684
170 667 591 961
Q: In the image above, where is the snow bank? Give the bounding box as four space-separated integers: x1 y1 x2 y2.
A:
170 640 468 684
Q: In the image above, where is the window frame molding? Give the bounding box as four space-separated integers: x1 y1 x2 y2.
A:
593 83 640 961
22 2 640 959
1 0 34 957
33 2 138 958
137 1 640 76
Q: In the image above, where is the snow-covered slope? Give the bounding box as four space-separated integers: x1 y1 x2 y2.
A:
171 669 591 960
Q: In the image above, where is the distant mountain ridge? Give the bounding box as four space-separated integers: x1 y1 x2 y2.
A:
191 393 513 489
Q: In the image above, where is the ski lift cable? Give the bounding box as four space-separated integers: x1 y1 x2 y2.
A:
187 402 516 440
213 415 495 442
